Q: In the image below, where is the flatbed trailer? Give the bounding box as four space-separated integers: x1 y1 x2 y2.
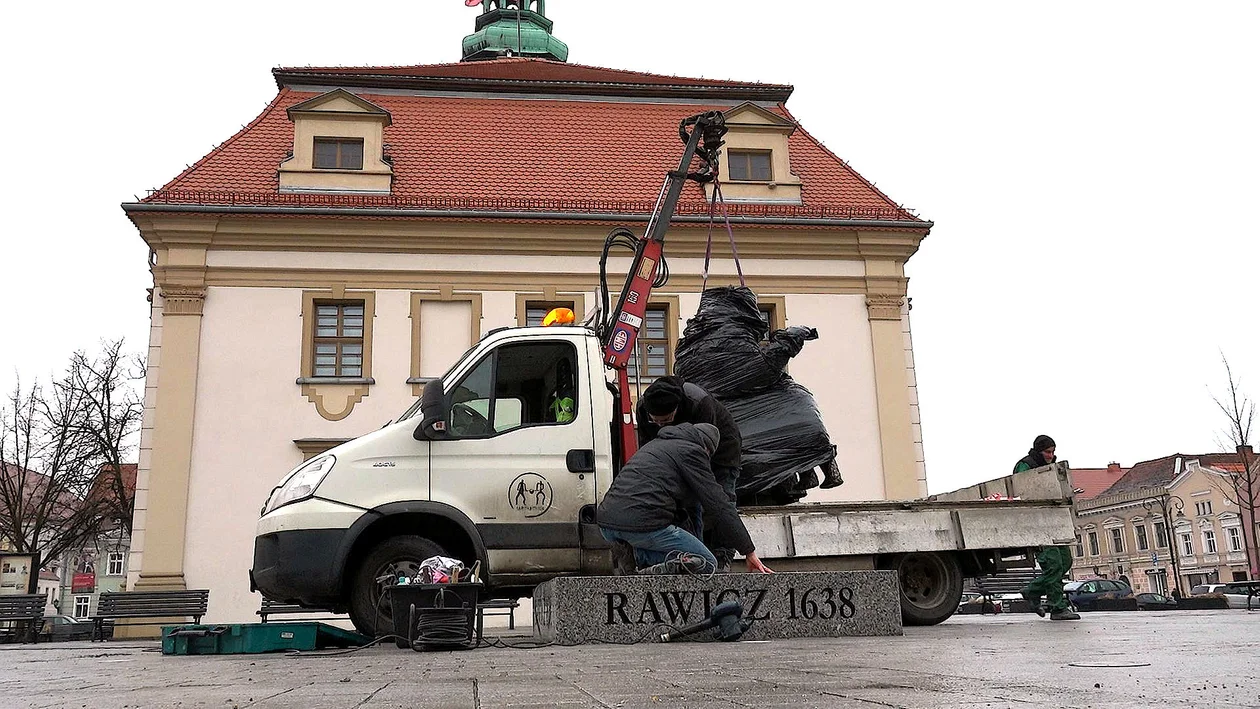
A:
740 463 1076 624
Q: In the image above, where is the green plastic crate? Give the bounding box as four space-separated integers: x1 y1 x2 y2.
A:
161 622 368 655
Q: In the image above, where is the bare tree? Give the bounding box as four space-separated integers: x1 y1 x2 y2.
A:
65 340 143 535
0 340 141 567
1207 354 1258 580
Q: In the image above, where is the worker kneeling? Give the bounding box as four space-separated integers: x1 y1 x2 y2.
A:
598 422 773 575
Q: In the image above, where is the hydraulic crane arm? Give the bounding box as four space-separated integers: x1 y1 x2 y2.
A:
597 111 728 464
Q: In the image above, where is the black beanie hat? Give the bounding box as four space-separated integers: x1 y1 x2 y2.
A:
642 379 684 416
1032 435 1056 453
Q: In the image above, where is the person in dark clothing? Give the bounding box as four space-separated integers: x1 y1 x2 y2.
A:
599 423 773 575
1015 435 1080 621
637 377 742 567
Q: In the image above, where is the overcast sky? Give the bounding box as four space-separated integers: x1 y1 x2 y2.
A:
1 1 1255 493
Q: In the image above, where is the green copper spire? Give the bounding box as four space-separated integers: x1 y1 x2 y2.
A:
462 1 569 62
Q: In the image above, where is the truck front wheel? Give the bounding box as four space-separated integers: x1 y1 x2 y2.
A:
349 535 447 639
881 552 963 626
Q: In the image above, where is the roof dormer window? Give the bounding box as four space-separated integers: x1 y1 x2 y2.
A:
314 138 365 170
279 89 392 194
728 150 772 182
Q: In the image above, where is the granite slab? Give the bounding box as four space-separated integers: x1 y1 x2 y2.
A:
532 570 902 645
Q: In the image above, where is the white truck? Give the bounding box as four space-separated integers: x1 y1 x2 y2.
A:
250 323 1077 634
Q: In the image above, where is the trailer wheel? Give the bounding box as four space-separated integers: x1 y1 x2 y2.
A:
349 535 448 642
881 552 963 626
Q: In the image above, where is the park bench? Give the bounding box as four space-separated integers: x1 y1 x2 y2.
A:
0 594 46 644
475 598 520 639
92 589 209 641
970 569 1043 613
257 598 340 623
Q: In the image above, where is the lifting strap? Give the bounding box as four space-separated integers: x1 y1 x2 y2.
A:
701 178 746 291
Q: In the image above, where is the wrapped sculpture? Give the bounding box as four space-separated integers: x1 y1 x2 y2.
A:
675 286 842 505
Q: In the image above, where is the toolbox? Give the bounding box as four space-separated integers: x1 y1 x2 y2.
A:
160 622 369 655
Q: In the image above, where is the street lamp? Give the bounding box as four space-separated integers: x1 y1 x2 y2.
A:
1144 493 1186 596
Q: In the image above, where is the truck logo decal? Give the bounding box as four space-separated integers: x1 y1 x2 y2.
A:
618 312 643 329
611 328 630 353
509 473 553 518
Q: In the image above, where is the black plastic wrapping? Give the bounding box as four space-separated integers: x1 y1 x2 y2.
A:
675 287 839 502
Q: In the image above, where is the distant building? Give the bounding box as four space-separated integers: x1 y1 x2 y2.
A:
1072 449 1258 593
54 464 137 619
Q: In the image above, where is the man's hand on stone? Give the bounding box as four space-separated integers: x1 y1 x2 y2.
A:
745 551 774 574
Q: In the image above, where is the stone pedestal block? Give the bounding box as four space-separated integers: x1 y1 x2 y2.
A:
532 571 902 645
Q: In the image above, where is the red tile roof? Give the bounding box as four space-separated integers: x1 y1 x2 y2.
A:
137 60 923 224
143 90 918 222
1099 453 1247 497
1070 466 1129 501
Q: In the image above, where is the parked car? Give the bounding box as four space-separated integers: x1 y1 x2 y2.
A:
1063 579 1134 610
40 615 96 642
1135 592 1178 610
1190 583 1255 609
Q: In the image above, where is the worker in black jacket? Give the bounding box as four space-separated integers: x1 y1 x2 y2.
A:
599 423 773 575
637 376 743 567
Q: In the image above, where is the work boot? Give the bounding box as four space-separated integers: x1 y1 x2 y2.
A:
610 541 637 576
820 460 844 489
1050 609 1081 621
637 554 711 576
1021 591 1045 617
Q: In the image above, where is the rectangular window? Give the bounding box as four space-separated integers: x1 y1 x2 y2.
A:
525 301 576 327
1110 528 1125 554
1135 525 1149 552
1074 534 1083 558
312 301 366 377
313 138 364 170
73 596 90 619
107 552 124 576
1154 520 1168 548
1203 530 1217 554
626 304 671 382
1180 533 1194 557
1194 501 1212 516
727 150 772 182
1227 526 1243 552
1088 532 1099 556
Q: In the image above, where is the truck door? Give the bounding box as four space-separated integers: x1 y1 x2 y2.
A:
429 337 596 579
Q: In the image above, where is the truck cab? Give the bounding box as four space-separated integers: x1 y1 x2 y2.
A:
251 325 616 635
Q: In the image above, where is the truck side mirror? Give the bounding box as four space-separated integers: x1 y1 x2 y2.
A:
414 378 450 441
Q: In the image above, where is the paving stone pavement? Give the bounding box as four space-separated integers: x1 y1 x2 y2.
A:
2 611 1258 708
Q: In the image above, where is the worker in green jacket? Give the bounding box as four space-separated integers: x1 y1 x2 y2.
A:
1016 435 1081 621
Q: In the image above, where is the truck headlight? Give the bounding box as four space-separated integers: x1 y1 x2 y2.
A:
263 455 335 515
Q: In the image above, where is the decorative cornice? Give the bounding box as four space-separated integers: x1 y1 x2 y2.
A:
158 285 206 316
866 294 905 321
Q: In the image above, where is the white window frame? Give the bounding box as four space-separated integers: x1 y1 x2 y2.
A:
107 552 125 576
1088 532 1099 556
73 595 91 619
1109 527 1125 554
1180 532 1194 557
1134 524 1149 552
1153 520 1168 548
1227 526 1243 552
1203 530 1217 555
